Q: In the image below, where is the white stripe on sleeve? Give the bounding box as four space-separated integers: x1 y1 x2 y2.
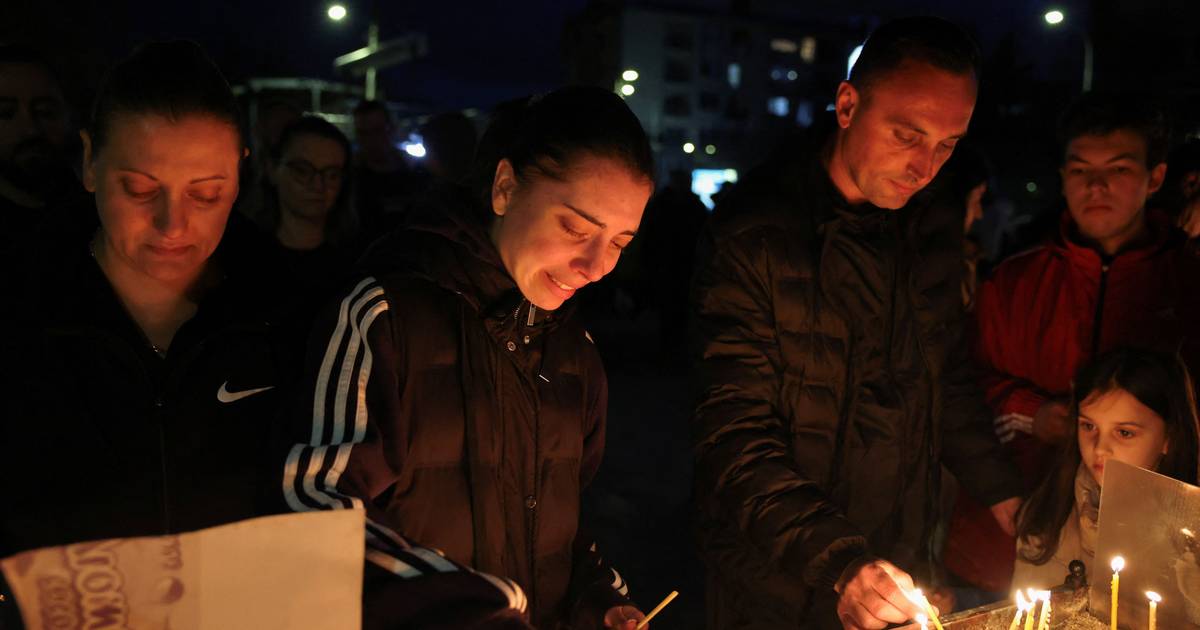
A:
366 549 423 578
313 277 376 444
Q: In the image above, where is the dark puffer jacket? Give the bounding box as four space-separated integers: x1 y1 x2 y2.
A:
0 208 296 628
283 187 630 629
690 148 1021 629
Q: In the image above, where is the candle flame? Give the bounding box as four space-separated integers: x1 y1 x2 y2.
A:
1038 590 1051 602
1111 556 1126 572
1147 591 1162 603
1016 590 1031 610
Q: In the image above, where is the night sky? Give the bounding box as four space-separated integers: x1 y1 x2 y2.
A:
7 0 1103 112
103 0 593 110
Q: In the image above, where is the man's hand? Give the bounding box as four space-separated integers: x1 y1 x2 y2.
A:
989 496 1021 537
1032 400 1072 445
603 605 646 629
835 560 927 630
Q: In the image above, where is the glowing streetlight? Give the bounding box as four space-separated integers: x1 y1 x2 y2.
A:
704 144 716 155
621 69 639 82
327 4 347 21
620 83 635 96
1042 8 1091 92
682 142 696 154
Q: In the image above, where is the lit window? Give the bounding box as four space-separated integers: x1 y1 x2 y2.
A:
768 97 788 117
795 100 814 127
770 38 798 54
692 168 739 210
800 36 817 63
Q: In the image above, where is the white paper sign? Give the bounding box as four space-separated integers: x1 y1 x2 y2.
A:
2 510 364 630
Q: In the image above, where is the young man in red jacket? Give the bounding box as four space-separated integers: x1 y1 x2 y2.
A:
944 93 1200 593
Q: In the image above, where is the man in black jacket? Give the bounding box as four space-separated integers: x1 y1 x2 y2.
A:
690 17 1022 630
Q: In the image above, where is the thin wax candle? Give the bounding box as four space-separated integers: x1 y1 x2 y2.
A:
1111 556 1125 630
1146 591 1161 630
1024 589 1038 630
1035 590 1051 630
1009 591 1031 630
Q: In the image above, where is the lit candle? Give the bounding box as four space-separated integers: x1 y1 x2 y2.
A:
911 589 945 630
1146 591 1161 630
1009 591 1031 630
1111 556 1125 630
1035 590 1052 630
1024 589 1038 630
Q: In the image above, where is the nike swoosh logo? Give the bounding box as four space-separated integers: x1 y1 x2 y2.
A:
217 381 275 403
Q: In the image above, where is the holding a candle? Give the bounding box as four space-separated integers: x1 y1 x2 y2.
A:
1012 349 1200 591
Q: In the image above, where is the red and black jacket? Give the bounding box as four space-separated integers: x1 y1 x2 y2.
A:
945 210 1200 591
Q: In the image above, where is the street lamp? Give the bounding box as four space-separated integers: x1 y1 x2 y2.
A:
621 69 639 82
1043 8 1092 92
327 4 347 21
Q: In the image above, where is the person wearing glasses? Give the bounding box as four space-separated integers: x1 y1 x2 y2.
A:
0 43 530 629
245 115 363 337
254 115 360 261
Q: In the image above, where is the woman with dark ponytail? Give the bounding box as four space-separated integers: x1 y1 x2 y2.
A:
0 40 276 544
283 86 655 629
0 42 294 622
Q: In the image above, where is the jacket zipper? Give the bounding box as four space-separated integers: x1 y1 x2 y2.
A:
154 401 171 534
90 329 172 534
524 300 540 618
507 299 540 615
901 223 941 580
1090 262 1111 357
149 326 240 535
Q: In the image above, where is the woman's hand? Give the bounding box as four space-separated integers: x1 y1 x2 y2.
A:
603 604 647 629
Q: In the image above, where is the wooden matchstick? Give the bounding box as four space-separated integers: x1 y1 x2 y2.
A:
635 590 679 629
